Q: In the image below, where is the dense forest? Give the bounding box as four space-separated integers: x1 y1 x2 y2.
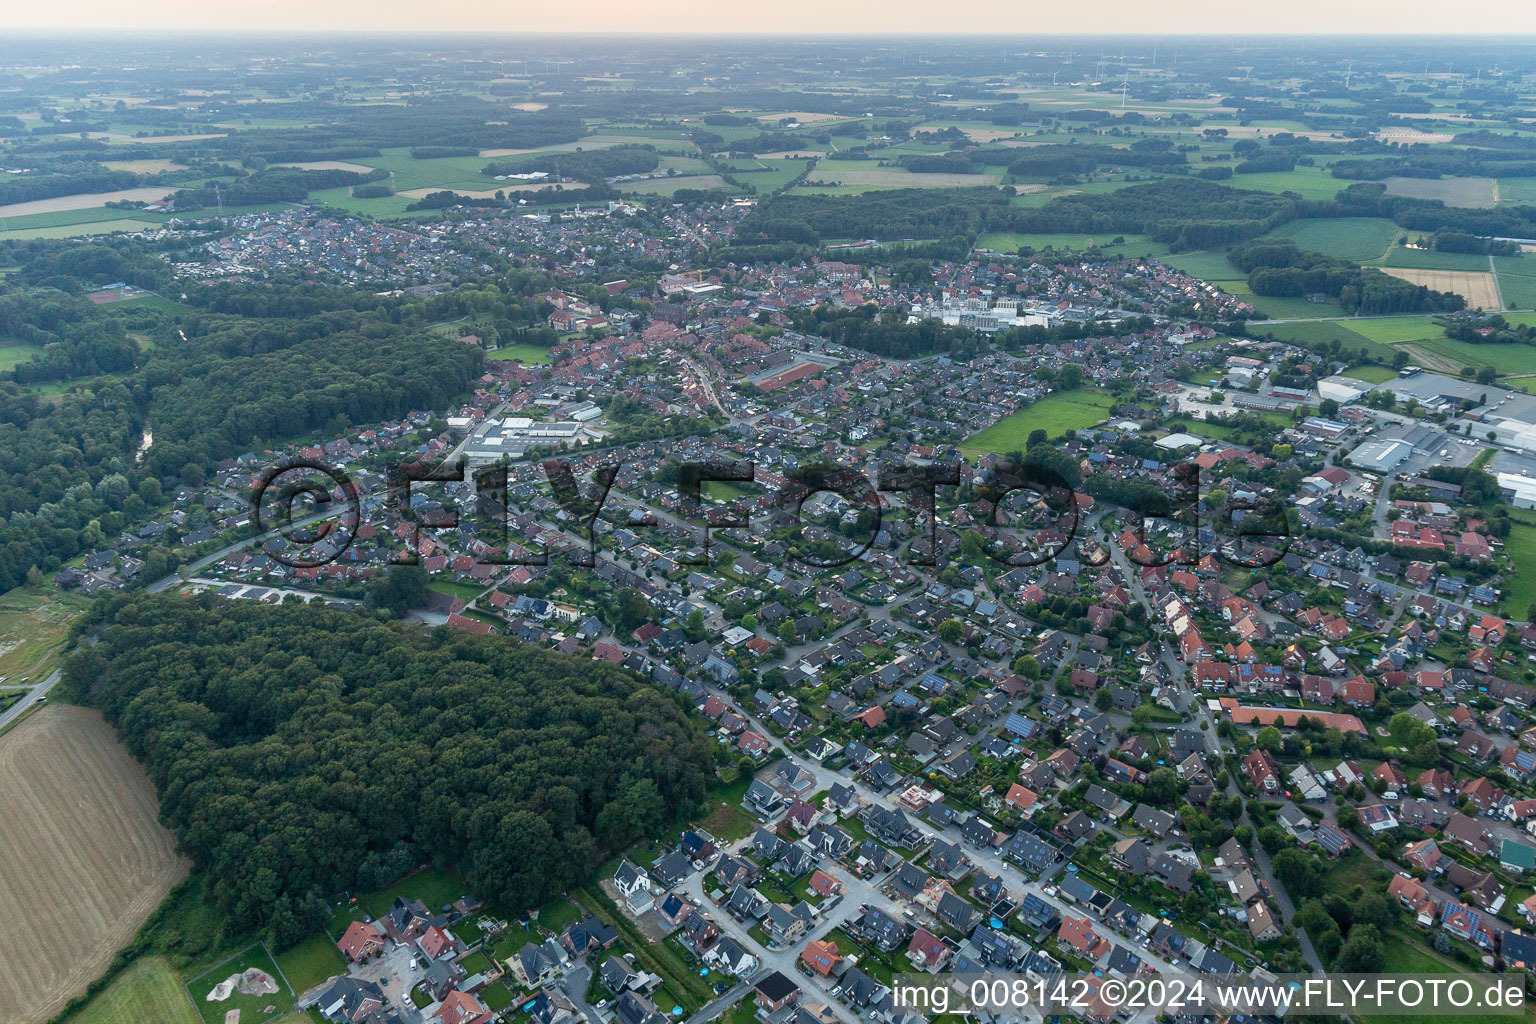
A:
63 594 717 947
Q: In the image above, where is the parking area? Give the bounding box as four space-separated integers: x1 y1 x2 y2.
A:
351 942 422 1011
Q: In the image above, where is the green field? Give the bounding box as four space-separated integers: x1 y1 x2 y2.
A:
1222 282 1342 320
1380 247 1494 272
1341 364 1398 384
65 956 200 1024
1157 250 1240 282
308 185 430 219
1407 336 1536 377
1254 319 1394 360
1341 317 1445 344
1498 178 1536 205
1225 166 1350 201
1265 217 1401 262
1501 526 1536 617
960 389 1116 455
1494 257 1536 310
976 232 1170 257
0 206 165 232
486 344 554 364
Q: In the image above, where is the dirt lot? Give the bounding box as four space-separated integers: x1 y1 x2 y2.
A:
0 704 188 1024
1380 267 1503 310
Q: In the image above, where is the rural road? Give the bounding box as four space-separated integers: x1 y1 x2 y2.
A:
0 667 62 733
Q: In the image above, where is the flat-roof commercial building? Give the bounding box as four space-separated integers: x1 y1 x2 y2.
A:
1347 438 1413 474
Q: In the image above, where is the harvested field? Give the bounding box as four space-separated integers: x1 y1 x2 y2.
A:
1383 175 1496 208
271 160 378 174
0 188 176 220
0 705 188 1024
1375 128 1457 144
1379 267 1502 310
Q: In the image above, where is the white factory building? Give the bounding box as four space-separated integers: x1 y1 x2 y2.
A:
1498 472 1536 510
1347 438 1414 474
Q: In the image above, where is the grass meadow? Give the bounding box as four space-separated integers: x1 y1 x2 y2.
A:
960 389 1116 456
1264 217 1401 262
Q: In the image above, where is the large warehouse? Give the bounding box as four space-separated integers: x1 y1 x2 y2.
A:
1347 438 1414 473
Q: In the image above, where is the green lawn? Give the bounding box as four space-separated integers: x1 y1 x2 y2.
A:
429 580 488 602
273 932 345 995
486 344 554 365
1157 250 1240 282
960 389 1116 456
65 956 201 1024
1502 523 1536 617
1265 217 1401 262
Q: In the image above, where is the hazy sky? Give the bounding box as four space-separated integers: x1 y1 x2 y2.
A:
6 2 1536 35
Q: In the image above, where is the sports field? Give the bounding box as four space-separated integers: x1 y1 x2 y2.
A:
960 389 1115 456
0 705 188 1024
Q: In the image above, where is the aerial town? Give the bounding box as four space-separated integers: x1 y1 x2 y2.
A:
7 32 1536 1024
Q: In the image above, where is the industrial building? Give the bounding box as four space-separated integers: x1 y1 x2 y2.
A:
1498 472 1536 510
464 417 589 465
1347 438 1414 474
1316 375 1371 404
